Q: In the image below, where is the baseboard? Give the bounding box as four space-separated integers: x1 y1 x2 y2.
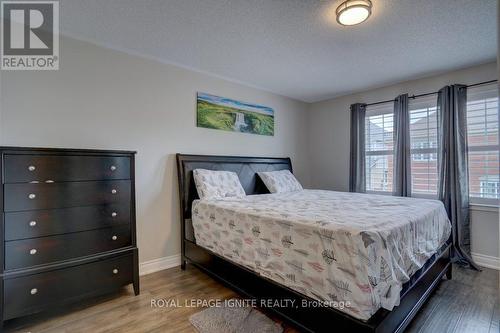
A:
472 252 500 270
139 254 182 276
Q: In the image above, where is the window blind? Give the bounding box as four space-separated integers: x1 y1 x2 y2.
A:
409 95 438 197
466 83 499 204
365 102 394 193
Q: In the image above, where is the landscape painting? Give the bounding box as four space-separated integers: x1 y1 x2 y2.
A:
196 92 274 136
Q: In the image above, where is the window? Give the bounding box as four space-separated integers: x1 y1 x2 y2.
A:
466 83 499 204
409 96 438 197
480 178 499 198
365 103 394 193
412 142 437 161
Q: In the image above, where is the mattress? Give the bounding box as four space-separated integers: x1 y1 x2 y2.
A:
191 190 451 320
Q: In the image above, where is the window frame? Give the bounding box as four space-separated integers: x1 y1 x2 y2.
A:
409 95 439 199
466 83 499 206
364 102 395 194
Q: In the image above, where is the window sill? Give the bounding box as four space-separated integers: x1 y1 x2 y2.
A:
469 204 499 213
364 192 499 211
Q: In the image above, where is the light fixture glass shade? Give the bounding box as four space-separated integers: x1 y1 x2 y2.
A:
336 0 372 26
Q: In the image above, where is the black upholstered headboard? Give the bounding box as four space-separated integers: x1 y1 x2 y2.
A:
176 154 292 220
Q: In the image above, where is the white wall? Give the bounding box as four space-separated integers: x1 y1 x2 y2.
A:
307 62 499 265
0 36 310 264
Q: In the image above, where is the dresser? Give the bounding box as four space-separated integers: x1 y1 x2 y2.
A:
0 147 139 324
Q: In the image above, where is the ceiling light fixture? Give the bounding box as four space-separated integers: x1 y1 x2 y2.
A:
336 0 372 26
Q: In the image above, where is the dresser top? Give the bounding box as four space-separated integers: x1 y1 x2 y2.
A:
0 146 137 155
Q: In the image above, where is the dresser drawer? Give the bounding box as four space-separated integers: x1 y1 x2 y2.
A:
5 226 131 270
3 154 131 183
5 204 131 241
4 180 131 212
4 253 134 320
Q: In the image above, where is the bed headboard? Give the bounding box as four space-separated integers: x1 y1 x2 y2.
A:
176 154 292 220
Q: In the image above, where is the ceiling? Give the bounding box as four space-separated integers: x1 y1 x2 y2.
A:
59 0 497 103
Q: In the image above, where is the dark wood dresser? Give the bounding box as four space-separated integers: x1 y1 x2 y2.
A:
0 147 139 325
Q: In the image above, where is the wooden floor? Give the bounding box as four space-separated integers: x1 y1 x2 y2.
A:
4 264 499 333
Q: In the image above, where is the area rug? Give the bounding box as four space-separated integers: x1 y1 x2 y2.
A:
189 300 283 333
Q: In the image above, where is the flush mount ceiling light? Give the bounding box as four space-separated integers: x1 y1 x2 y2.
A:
336 0 372 26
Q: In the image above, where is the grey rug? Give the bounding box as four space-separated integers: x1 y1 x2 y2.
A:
189 300 283 333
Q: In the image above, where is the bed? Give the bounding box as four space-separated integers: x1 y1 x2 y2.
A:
176 154 452 333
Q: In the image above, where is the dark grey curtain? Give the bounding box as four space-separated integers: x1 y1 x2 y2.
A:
349 103 367 193
437 85 480 270
393 94 411 197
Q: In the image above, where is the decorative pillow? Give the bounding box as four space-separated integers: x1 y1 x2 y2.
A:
257 170 303 193
193 169 246 200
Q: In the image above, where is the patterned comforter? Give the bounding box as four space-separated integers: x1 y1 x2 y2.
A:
191 190 451 320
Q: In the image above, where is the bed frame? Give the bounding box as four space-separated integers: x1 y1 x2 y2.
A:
176 153 452 333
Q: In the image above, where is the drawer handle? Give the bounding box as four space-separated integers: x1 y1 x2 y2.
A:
111 212 117 217
111 189 117 194
112 235 117 241
110 165 117 171
45 180 54 183
29 221 37 227
30 249 37 255
28 165 36 172
28 193 36 200
30 288 38 295
113 268 119 274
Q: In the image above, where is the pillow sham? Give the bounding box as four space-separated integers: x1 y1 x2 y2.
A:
257 170 303 193
193 169 246 200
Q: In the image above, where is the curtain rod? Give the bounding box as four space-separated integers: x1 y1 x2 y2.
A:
364 79 498 107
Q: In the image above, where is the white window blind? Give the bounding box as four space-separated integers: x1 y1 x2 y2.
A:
365 102 394 193
466 83 499 205
409 95 438 197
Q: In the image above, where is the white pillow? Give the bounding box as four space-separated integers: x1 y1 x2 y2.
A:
257 170 303 193
193 169 246 200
